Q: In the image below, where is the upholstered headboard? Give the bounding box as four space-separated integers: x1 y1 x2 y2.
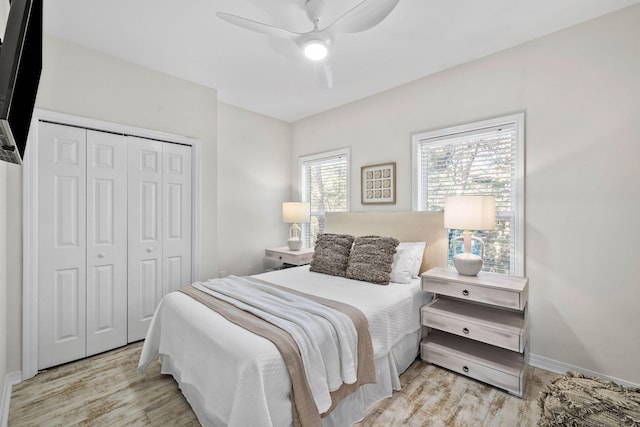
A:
324 211 448 273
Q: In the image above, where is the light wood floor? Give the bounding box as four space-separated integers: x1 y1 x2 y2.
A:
9 342 558 426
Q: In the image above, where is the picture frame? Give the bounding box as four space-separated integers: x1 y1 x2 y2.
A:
361 162 396 205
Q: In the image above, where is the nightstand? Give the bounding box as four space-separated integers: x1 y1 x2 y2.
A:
264 246 314 268
420 266 529 397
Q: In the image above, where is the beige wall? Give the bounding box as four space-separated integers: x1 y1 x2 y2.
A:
217 102 291 276
4 165 20 372
0 163 7 387
292 5 640 384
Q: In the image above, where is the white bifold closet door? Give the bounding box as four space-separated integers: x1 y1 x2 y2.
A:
127 137 192 342
86 130 128 355
37 121 192 369
163 142 193 294
38 122 128 369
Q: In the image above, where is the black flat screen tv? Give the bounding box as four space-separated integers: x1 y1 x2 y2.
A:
0 0 42 165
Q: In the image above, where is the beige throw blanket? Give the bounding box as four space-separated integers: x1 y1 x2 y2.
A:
179 279 375 427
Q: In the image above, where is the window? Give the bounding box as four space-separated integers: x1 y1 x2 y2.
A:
300 148 350 247
412 114 524 275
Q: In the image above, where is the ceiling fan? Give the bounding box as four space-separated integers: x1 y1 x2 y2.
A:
216 0 401 89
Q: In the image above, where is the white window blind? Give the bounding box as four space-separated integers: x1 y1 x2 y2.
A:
412 114 524 275
300 148 350 247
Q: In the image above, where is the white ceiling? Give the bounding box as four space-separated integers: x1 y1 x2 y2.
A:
44 0 639 123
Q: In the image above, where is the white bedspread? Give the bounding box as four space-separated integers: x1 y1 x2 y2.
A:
193 276 358 413
138 266 429 427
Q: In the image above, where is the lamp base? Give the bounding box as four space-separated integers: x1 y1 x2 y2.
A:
453 253 483 276
287 239 302 251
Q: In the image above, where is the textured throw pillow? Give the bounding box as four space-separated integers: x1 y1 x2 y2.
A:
346 235 399 285
309 234 354 277
389 242 427 283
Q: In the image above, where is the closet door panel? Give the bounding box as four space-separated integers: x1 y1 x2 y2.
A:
86 130 128 356
163 143 192 294
128 136 163 342
38 122 87 369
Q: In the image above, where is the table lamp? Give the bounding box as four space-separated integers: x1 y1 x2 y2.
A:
444 195 496 276
282 202 310 251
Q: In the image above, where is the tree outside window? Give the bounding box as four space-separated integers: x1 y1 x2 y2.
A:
300 148 350 247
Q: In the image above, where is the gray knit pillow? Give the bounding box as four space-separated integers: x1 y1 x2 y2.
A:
309 234 354 277
346 235 400 285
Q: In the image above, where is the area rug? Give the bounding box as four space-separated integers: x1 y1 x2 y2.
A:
538 371 640 426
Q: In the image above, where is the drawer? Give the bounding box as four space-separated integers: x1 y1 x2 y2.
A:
422 298 527 352
423 277 523 310
421 331 525 397
421 267 528 310
264 249 313 266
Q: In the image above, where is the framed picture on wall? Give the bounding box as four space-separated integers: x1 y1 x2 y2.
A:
361 162 396 204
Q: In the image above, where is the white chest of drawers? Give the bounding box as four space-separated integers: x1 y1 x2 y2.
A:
420 267 529 397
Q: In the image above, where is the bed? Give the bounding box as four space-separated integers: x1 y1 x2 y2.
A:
138 212 447 427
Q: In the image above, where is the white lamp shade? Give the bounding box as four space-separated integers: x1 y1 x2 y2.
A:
282 202 310 223
444 195 496 230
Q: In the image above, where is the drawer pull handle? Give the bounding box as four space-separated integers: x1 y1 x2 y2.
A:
462 289 469 296
463 366 469 373
463 327 469 334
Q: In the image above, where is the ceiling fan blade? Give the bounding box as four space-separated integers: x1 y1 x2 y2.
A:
324 0 400 34
314 62 333 89
216 12 299 40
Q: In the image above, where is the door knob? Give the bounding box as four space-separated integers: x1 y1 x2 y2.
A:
146 247 153 253
98 252 106 258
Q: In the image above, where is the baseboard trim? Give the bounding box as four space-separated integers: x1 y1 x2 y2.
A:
529 353 639 388
1 371 21 427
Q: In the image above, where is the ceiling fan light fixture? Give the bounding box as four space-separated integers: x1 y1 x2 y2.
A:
303 40 328 60
218 0 401 86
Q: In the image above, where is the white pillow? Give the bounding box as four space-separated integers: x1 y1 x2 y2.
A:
390 242 426 284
